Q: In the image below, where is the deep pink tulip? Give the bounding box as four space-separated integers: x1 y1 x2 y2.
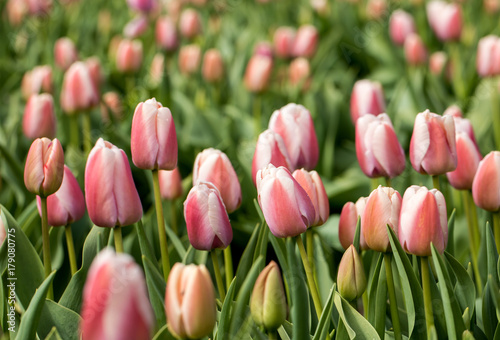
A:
54 37 78 70
179 8 202 39
23 94 56 140
399 185 448 256
24 138 64 197
155 16 178 52
202 49 224 83
256 165 315 238
404 33 428 66
126 0 156 12
269 103 319 170
410 110 457 175
251 129 293 187
477 35 500 77
123 16 149 39
338 197 368 250
355 113 405 179
178 44 201 75
60 61 100 114
21 65 52 100
159 168 183 200
193 148 241 213
273 27 296 59
183 182 233 250
116 39 143 73
426 1 462 41
131 98 177 170
362 186 401 252
292 25 318 58
85 138 143 228
244 54 273 92
289 57 311 88
389 10 416 46
36 165 85 226
292 169 329 226
81 248 154 340
472 151 500 212
350 79 386 123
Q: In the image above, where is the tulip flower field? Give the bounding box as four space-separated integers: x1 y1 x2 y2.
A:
2 0 500 339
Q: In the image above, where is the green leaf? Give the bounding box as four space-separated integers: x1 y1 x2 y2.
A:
37 300 81 340
444 252 475 321
374 256 387 339
164 223 186 260
216 277 236 340
278 323 292 340
234 221 263 293
486 222 499 285
134 220 158 266
353 217 361 254
142 255 167 327
312 285 335 340
482 280 498 339
488 275 500 323
44 327 63 340
333 291 380 340
313 234 334 306
152 324 176 340
445 209 456 255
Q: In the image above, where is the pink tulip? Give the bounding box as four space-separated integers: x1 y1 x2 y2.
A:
426 1 462 41
429 51 449 76
155 16 178 52
116 39 143 73
123 16 149 39
54 37 78 71
85 56 102 94
289 57 311 88
254 41 274 58
244 54 273 92
476 35 500 77
202 49 224 83
273 27 296 59
21 65 52 100
60 61 100 114
366 0 387 20
292 25 318 58
183 182 233 250
193 148 241 213
23 94 56 140
149 53 165 87
404 33 428 66
126 0 156 12
355 113 405 179
350 79 386 123
389 10 416 46
24 138 64 197
81 248 154 340
410 109 457 175
36 166 85 226
165 263 216 339
338 197 368 250
131 98 178 170
100 91 123 123
292 169 329 226
26 0 52 16
399 185 448 256
6 0 28 27
269 103 319 170
159 168 183 200
256 165 315 238
178 44 202 75
472 151 500 212
85 138 143 228
179 8 202 39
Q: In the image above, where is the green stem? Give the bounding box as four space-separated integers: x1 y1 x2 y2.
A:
370 178 379 191
306 229 315 278
65 224 78 275
152 169 171 281
253 94 262 137
296 236 323 319
40 197 53 300
169 199 178 235
384 254 402 340
462 190 482 294
224 245 233 290
113 227 124 253
432 175 440 191
82 112 92 156
491 79 500 150
494 212 500 254
450 42 467 101
211 250 226 301
421 256 434 336
268 330 278 340
69 114 80 150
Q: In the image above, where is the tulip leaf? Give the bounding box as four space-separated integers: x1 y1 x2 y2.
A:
444 252 475 320
16 271 56 340
333 291 380 340
445 209 456 255
44 327 63 340
488 275 500 320
371 254 387 339
37 300 81 340
217 277 236 340
234 221 263 294
134 220 158 265
486 222 499 285
253 221 268 269
312 285 335 340
278 323 292 340
353 216 361 254
482 280 498 339
142 255 167 327
164 223 186 260
313 234 334 305
152 324 176 340
269 234 288 274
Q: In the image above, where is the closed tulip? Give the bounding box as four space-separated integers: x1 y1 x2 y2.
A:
179 8 202 39
337 245 367 301
85 138 143 228
123 15 149 39
429 51 449 76
165 263 216 339
21 65 52 100
355 113 406 179
155 16 178 52
389 10 416 46
202 49 224 83
54 37 78 70
60 61 100 114
273 27 296 59
256 165 315 238
101 91 123 123
410 110 457 175
292 25 318 58
269 103 319 170
399 185 448 256
350 79 386 123
178 44 201 75
472 151 500 212
289 57 311 88
192 148 241 213
244 54 273 92
131 98 178 170
404 33 428 66
116 39 143 73
426 1 462 41
24 138 64 197
23 94 56 140
254 41 274 58
6 0 28 27
476 35 500 77
81 248 154 340
292 169 329 226
338 197 368 250
183 182 233 250
159 168 183 200
85 56 102 94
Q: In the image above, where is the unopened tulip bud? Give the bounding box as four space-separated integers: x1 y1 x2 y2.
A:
350 79 386 123
254 41 274 58
472 151 500 212
389 9 416 46
178 44 201 75
179 8 202 39
60 61 100 114
159 168 183 200
366 0 387 20
165 263 216 339
477 35 500 77
293 169 329 226
244 54 273 92
6 0 28 27
101 92 123 123
155 16 178 52
21 65 52 100
404 33 427 66
484 0 500 13
426 1 462 41
54 37 78 70
202 49 224 83
23 94 56 140
85 57 102 93
338 197 368 250
273 27 296 59
292 25 318 58
429 51 449 76
250 261 287 331
289 57 311 89
24 138 64 197
123 15 149 39
337 245 367 301
116 39 143 73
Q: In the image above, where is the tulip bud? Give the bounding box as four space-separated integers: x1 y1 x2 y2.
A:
26 0 52 16
355 113 405 179
337 245 367 301
85 56 102 93
21 65 52 100
292 25 318 58
409 109 457 175
178 44 202 75
101 91 123 123
116 39 143 73
24 138 64 197
36 165 85 226
338 197 368 250
202 49 224 83
60 61 100 114
254 41 274 58
472 151 500 212
85 138 143 228
126 0 156 13
350 79 386 123
289 57 311 89
193 148 241 213
244 54 273 92
429 51 449 76
256 165 315 238
269 103 319 170
165 263 216 339
81 248 154 340
426 1 462 41
389 10 416 46
179 8 202 39
250 261 287 331
273 27 296 59
399 185 448 256
156 16 178 51
123 15 149 39
131 98 177 170
484 0 500 13
404 33 428 66
477 35 500 77
6 0 28 27
54 37 78 71
366 0 387 20
184 182 232 250
159 168 183 200
292 169 329 226
23 94 56 140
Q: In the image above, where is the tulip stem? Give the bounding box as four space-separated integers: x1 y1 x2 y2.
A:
450 42 467 102
306 229 315 278
82 112 92 156
70 115 80 150
169 199 178 235
211 250 226 301
296 236 323 319
65 224 78 275
421 256 434 336
224 245 233 290
494 212 500 254
490 78 500 150
432 175 440 191
152 169 171 281
113 227 124 253
268 330 278 340
253 94 262 137
384 254 402 340
385 177 392 188
462 190 482 293
40 197 53 300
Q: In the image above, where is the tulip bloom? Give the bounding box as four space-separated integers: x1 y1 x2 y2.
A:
476 35 500 77
269 103 319 170
60 61 100 114
292 169 329 226
273 26 296 59
429 51 448 76
399 185 448 256
81 248 154 340
178 44 202 75
337 245 367 301
426 1 462 41
183 182 233 250
289 57 311 88
159 168 183 201
23 94 56 140
355 113 405 179
350 79 386 123
155 16 178 52
254 42 274 58
131 98 178 170
24 138 64 197
54 37 78 70
21 65 52 100
192 148 241 213
179 8 202 39
292 25 318 58
362 186 402 252
123 15 148 39
85 56 102 93
165 263 216 339
338 197 368 250
256 165 315 238
116 39 143 73
389 10 416 46
404 33 428 66
101 91 123 122
202 49 224 83
244 54 273 92
472 151 500 212
85 138 143 228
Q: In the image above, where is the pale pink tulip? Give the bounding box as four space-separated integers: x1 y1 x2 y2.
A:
159 168 183 200
123 16 149 39
426 1 462 41
472 151 500 212
179 8 202 39
477 35 500 77
389 10 416 46
116 39 143 73
60 61 100 114
338 197 368 250
350 79 386 123
273 27 296 59
21 65 52 100
404 33 428 66
54 37 78 70
292 25 318 58
155 16 178 51
23 94 56 140
292 169 329 226
202 49 224 83
178 44 201 75
244 54 273 92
